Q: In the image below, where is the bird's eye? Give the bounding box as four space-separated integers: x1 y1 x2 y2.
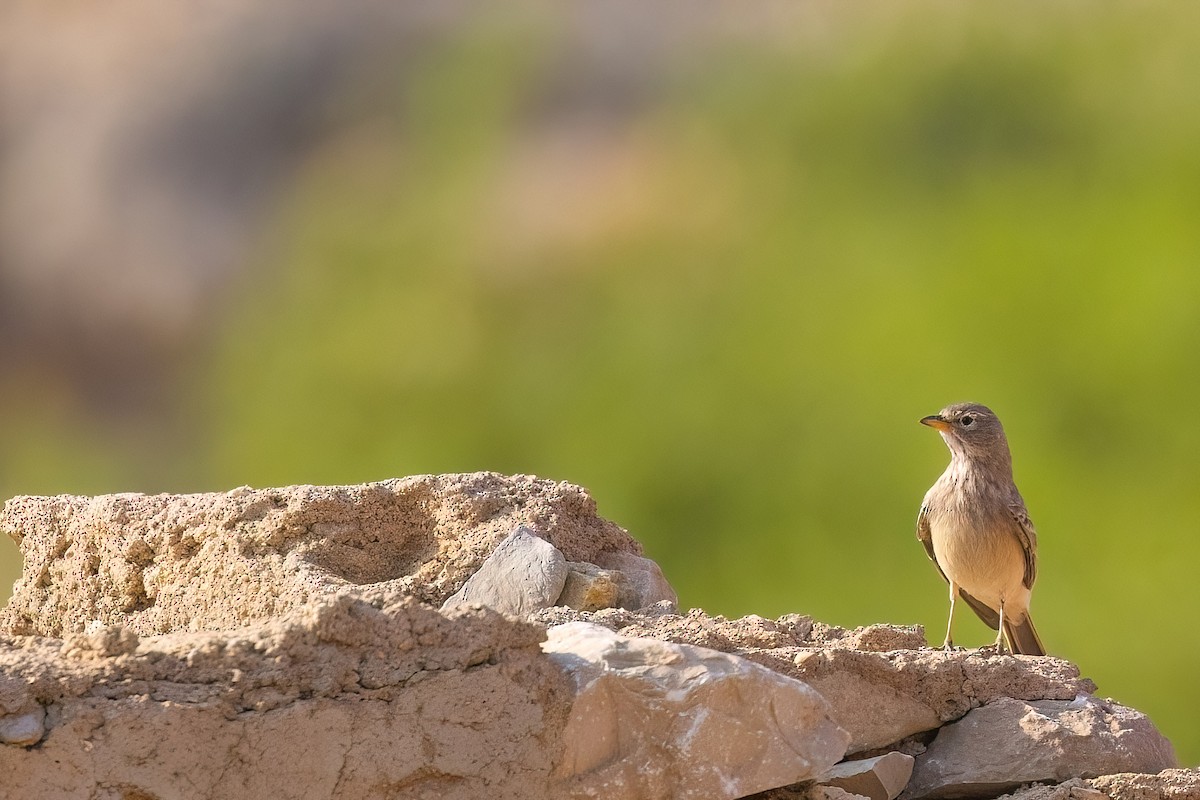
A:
960 415 975 426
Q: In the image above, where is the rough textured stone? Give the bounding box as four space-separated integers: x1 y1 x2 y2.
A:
593 550 679 609
1086 768 1200 800
903 696 1178 799
992 779 1106 800
813 789 874 800
818 752 915 800
542 622 851 800
0 707 46 747
557 561 628 612
0 473 642 637
441 526 568 615
0 590 573 799
533 607 1096 753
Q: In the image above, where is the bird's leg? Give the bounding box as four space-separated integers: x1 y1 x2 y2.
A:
994 598 1008 654
943 583 958 650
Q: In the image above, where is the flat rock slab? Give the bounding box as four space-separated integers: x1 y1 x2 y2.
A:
0 472 641 637
903 696 1178 799
543 622 851 800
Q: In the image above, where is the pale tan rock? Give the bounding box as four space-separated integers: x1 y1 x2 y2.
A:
593 550 679 609
818 752 915 800
0 591 572 799
557 562 628 612
903 696 1178 799
542 622 850 800
992 778 1106 800
0 473 641 637
440 526 568 615
811 788 874 800
1087 768 1200 800
533 607 1096 752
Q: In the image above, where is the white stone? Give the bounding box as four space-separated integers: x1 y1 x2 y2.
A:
441 526 568 616
543 622 850 800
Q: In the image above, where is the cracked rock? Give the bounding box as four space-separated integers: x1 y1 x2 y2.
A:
543 621 850 800
903 695 1178 799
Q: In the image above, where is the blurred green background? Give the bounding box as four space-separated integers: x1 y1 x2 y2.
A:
1 1 1197 765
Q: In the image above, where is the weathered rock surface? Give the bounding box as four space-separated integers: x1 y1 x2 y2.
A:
0 472 642 637
591 550 678 609
438 526 678 616
992 780 1108 800
1086 768 1200 799
0 590 572 799
903 696 1178 799
441 526 568 616
557 561 630 611
543 621 851 800
992 769 1200 800
534 606 1098 753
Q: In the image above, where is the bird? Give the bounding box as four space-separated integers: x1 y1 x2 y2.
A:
916 402 1046 656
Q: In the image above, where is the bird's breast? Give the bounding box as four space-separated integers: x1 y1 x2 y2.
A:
924 477 1029 612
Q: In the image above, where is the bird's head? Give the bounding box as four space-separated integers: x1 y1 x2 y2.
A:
920 402 1012 466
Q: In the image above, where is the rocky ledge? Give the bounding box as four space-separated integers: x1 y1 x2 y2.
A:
0 473 1191 800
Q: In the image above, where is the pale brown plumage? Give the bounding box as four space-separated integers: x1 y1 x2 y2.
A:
917 402 1045 656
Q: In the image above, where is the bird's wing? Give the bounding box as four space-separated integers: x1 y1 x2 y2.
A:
1008 503 1038 589
916 505 948 583
920 504 1003 629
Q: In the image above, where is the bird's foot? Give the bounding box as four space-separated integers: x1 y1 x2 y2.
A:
977 642 1010 656
940 640 965 652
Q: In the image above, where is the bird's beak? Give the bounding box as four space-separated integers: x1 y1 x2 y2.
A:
920 414 952 432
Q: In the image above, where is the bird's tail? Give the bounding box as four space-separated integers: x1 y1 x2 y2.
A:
1003 613 1046 656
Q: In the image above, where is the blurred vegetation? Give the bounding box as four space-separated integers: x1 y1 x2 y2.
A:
3 2 1200 765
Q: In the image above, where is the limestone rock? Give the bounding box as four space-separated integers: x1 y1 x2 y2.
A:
903 695 1178 799
0 591 572 799
557 562 628 612
818 752 915 800
0 473 641 636
1087 768 1200 800
533 606 1096 752
542 621 850 800
593 550 679 609
441 526 568 616
992 779 1106 800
